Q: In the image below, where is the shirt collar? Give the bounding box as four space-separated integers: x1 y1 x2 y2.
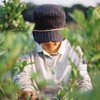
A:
35 39 67 55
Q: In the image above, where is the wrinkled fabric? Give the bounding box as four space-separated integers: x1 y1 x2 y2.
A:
13 39 93 98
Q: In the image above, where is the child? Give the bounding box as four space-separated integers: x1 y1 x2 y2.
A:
14 4 93 100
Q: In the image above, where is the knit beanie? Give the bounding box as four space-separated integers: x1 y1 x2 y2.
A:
32 4 66 44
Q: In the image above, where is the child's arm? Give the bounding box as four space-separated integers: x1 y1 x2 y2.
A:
69 46 93 92
13 53 38 99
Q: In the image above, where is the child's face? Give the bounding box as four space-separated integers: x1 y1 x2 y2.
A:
41 41 61 54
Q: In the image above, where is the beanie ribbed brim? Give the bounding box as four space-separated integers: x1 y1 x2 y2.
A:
33 31 64 44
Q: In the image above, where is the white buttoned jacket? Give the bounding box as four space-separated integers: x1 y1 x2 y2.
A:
13 39 93 94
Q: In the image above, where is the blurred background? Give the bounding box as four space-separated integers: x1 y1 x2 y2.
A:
21 0 100 22
0 0 100 23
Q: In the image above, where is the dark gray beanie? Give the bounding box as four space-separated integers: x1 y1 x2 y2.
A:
32 4 66 44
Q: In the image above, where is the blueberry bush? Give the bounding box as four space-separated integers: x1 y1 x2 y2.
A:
0 0 100 100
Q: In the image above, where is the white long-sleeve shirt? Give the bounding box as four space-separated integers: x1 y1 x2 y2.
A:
13 39 92 95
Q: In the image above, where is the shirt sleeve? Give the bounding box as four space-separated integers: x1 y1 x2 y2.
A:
69 45 93 92
13 53 35 91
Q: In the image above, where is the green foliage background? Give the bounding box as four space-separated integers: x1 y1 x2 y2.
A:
0 0 100 100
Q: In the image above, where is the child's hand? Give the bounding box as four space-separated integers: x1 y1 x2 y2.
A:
18 90 38 100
